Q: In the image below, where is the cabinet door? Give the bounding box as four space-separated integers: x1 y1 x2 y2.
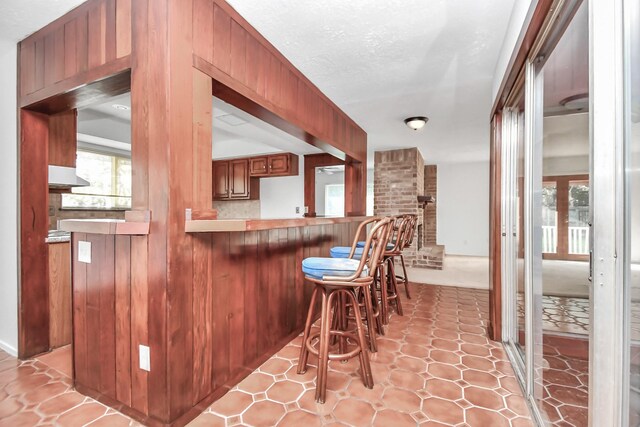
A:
229 159 250 198
213 161 229 199
268 154 290 175
249 156 269 177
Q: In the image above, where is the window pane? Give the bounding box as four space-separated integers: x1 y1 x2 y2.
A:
324 184 344 217
542 182 558 253
366 183 374 216
62 151 132 209
568 181 589 255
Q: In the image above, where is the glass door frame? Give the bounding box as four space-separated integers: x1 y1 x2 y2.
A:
498 0 628 425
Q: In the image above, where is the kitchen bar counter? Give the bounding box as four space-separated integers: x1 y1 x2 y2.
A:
59 218 150 235
185 215 371 232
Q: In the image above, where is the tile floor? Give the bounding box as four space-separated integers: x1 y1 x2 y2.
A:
0 284 533 427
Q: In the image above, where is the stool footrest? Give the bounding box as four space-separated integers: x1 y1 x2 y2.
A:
305 331 363 362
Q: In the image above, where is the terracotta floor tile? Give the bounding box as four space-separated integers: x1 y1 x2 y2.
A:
35 345 73 378
278 410 322 427
187 412 226 427
466 406 510 427
209 390 254 417
267 381 305 403
421 397 465 424
373 408 417 427
425 378 462 400
464 386 505 410
333 398 376 427
0 284 537 427
55 402 108 426
242 400 286 426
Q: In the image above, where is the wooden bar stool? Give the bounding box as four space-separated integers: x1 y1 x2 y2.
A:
379 215 412 324
394 214 417 299
297 217 393 403
329 218 386 352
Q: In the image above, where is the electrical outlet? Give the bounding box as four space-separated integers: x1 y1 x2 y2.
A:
304 206 309 214
139 345 150 371
295 207 300 214
78 241 91 264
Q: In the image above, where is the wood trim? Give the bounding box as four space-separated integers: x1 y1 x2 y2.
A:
489 113 502 342
491 0 555 117
59 219 150 235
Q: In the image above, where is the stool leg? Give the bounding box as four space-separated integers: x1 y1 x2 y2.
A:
315 288 333 403
387 258 404 316
297 286 319 374
347 290 373 389
380 261 389 325
362 283 378 353
370 278 385 336
400 254 412 299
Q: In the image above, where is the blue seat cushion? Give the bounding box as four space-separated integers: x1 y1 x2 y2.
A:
302 257 365 280
329 246 367 259
356 240 395 250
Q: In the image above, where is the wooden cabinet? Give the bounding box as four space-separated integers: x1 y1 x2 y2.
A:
249 156 269 177
49 241 72 348
249 153 299 177
213 159 259 200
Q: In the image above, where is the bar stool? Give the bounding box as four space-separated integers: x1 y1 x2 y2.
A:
378 215 411 324
394 214 417 299
329 218 385 352
297 217 393 403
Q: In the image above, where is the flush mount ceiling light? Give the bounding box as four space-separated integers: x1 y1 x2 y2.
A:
404 116 429 131
559 94 589 112
112 104 130 111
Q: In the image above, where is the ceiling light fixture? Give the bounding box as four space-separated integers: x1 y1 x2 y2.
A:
112 104 130 111
559 94 589 112
404 116 429 131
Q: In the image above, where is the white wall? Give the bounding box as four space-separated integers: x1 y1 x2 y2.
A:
492 0 535 104
259 156 305 219
437 161 490 257
0 39 18 356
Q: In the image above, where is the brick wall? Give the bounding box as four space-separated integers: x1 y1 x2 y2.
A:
374 148 424 265
424 165 437 245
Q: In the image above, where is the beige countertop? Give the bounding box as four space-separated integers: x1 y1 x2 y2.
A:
185 216 371 232
59 219 150 235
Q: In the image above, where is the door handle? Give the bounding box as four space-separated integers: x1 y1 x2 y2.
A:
588 250 593 282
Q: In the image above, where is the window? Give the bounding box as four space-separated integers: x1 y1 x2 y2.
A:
324 183 374 217
366 183 374 216
62 151 132 209
324 184 344 217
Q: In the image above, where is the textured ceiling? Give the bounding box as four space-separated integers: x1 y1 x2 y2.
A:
226 0 517 165
0 0 86 41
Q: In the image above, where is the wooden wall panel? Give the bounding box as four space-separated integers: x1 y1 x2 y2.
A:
19 110 50 358
18 0 132 106
192 0 367 164
49 242 72 348
48 110 77 167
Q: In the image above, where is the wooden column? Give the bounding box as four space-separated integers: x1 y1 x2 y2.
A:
130 0 212 422
345 157 366 216
489 113 502 341
19 110 50 358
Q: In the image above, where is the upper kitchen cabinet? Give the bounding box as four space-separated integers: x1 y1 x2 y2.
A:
249 153 299 177
213 159 260 200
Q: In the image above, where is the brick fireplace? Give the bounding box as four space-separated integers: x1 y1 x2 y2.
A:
374 148 444 269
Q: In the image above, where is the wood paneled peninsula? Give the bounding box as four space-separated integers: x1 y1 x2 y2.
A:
18 0 368 425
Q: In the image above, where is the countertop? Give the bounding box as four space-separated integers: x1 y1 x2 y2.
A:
45 231 71 244
185 216 371 232
58 219 150 235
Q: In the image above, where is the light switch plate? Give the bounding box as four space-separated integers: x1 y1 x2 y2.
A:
139 345 150 371
295 207 300 214
78 241 91 264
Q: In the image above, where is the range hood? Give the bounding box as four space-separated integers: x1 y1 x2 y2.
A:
48 165 90 188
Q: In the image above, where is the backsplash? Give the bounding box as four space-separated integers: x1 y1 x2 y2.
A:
49 193 125 230
213 200 260 219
